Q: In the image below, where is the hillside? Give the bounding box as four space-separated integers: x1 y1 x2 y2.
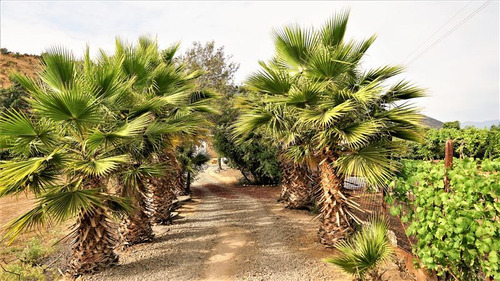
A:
421 115 443 129
0 51 40 88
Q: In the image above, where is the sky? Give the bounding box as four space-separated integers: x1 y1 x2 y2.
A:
1 1 499 123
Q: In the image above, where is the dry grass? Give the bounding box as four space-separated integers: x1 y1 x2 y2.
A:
0 193 69 280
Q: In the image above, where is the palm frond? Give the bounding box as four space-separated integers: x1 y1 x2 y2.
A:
273 24 317 72
42 185 103 223
246 61 292 95
335 120 384 149
2 204 49 244
335 143 398 186
39 46 76 91
360 65 405 85
32 86 101 128
286 82 325 107
70 155 129 176
381 80 426 102
320 10 349 47
300 100 356 128
121 164 165 196
87 114 151 150
161 42 181 64
10 72 44 97
0 151 66 196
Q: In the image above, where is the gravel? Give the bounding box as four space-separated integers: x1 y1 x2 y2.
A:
81 165 346 281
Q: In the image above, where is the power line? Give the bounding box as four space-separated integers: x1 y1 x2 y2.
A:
407 0 493 65
405 1 473 62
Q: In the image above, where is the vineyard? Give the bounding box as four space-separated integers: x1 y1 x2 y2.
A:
387 158 500 280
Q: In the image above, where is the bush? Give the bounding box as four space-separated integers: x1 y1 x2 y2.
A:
211 91 281 185
442 121 460 130
213 127 280 184
18 238 51 266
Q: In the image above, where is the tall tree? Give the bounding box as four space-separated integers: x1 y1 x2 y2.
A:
181 41 240 169
180 41 239 94
235 11 424 245
111 37 216 241
0 47 142 275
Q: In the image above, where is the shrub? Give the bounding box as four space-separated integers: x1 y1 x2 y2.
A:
18 238 52 266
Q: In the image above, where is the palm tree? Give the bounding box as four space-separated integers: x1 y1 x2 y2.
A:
177 144 210 194
325 216 394 281
112 37 216 236
0 48 143 275
233 94 315 209
234 11 424 245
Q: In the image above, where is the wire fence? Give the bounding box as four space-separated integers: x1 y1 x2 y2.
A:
344 177 414 253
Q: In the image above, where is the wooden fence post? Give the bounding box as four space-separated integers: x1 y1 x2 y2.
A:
444 139 453 192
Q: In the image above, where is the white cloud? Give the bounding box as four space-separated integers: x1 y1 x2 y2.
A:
1 1 498 122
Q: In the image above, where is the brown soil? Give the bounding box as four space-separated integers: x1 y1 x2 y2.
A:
0 52 41 89
0 193 36 227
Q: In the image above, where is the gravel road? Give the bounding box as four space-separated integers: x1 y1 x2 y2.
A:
82 165 347 281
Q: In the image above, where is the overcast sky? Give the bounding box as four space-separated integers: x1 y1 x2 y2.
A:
1 1 498 122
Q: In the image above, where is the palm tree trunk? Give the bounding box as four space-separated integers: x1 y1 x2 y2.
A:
68 208 118 276
286 163 311 209
120 182 154 246
318 160 355 246
151 176 176 225
279 160 311 209
279 161 292 202
168 153 187 195
186 171 191 194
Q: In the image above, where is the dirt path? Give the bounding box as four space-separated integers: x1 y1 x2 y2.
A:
83 165 347 281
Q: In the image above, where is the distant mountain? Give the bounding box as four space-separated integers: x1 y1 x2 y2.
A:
421 116 443 129
461 120 499 129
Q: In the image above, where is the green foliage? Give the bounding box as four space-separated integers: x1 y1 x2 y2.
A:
234 11 424 187
213 120 281 184
0 44 152 242
179 40 279 185
0 80 31 164
399 127 500 160
0 81 30 112
442 121 460 130
0 237 59 281
388 158 500 280
325 216 394 280
177 144 210 189
180 41 239 94
18 238 52 265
